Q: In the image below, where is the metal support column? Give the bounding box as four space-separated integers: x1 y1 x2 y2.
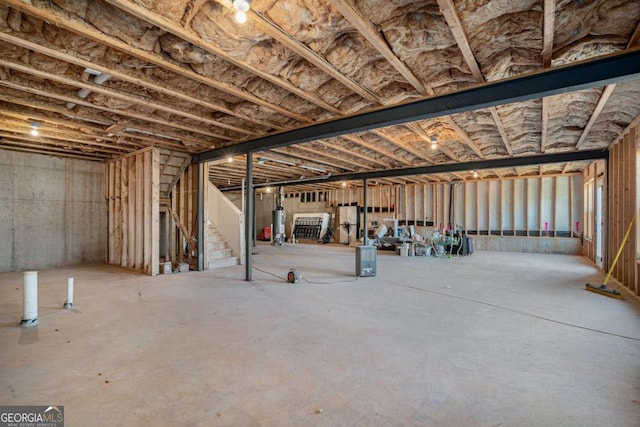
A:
196 162 204 271
363 178 368 246
245 153 253 281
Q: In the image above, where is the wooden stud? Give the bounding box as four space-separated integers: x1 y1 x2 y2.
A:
128 157 136 268
121 157 129 267
107 162 115 264
114 159 122 266
539 177 544 237
135 152 144 270
569 175 574 239
151 148 160 276
143 150 151 274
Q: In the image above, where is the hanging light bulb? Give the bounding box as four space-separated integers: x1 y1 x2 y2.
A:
227 156 233 163
473 170 479 178
430 136 437 150
30 122 40 136
235 10 247 24
232 0 250 23
232 0 250 12
341 181 347 187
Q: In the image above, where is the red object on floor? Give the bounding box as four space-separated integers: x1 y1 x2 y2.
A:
258 226 272 241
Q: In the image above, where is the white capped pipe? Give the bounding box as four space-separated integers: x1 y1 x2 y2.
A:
21 271 38 327
64 277 74 309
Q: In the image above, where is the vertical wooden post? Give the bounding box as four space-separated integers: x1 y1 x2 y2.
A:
128 157 136 268
121 157 129 266
151 148 160 276
143 150 152 274
107 162 115 264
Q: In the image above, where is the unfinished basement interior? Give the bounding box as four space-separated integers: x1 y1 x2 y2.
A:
1 0 640 425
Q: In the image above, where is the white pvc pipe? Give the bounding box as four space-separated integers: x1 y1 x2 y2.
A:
64 277 74 309
21 271 38 327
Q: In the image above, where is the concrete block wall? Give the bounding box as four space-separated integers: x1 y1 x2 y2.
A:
0 150 107 272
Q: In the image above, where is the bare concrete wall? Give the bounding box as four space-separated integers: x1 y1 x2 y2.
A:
0 150 107 272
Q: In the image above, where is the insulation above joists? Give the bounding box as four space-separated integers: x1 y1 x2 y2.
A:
0 0 638 189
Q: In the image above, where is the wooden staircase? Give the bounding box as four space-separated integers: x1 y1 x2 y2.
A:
207 225 239 269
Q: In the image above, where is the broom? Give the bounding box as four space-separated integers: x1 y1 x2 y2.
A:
585 216 635 299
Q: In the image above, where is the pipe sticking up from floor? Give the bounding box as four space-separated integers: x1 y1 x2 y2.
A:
64 277 74 309
21 271 38 327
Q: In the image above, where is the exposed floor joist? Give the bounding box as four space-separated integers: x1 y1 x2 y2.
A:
198 48 640 162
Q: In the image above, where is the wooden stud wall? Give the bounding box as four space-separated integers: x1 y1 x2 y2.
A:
606 125 639 297
105 147 160 276
294 175 581 239
168 163 198 267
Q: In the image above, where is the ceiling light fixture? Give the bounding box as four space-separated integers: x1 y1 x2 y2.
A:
430 136 438 150
30 122 40 136
227 156 234 163
341 181 347 187
473 170 479 178
232 0 250 24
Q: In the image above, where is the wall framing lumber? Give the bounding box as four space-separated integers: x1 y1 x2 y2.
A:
106 147 160 276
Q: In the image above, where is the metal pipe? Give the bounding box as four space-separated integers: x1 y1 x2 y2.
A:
197 162 204 271
64 277 74 309
363 178 368 246
21 271 38 327
245 153 253 281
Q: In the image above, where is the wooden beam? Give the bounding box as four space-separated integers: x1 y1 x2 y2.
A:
249 7 381 104
436 0 483 81
0 79 223 144
445 117 485 159
575 20 640 150
0 31 273 133
0 139 111 159
373 128 437 163
575 85 616 149
542 0 556 68
330 0 427 95
104 0 342 115
166 156 192 197
0 58 242 140
435 0 513 156
489 108 513 156
2 0 311 123
541 98 549 153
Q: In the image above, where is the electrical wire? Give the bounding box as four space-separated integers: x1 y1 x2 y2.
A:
252 266 358 284
252 265 288 282
394 283 640 342
302 276 359 285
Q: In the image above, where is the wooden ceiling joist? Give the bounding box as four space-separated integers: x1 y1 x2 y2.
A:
104 0 343 116
2 0 311 123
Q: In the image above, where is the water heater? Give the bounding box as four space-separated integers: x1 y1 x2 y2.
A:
272 207 285 245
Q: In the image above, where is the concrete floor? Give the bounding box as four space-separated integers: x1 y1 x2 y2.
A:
1 243 640 426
